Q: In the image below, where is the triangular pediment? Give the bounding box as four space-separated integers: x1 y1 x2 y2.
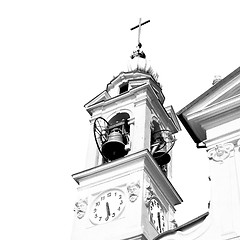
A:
108 71 152 88
84 90 110 108
106 70 164 103
178 66 240 144
185 69 240 114
208 81 240 106
107 70 160 94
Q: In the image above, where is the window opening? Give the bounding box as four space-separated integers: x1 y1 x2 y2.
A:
119 82 129 94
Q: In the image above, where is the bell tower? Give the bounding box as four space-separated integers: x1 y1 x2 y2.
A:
71 19 182 240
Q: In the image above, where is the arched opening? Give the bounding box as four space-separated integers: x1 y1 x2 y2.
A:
119 82 129 94
151 120 171 176
109 112 130 129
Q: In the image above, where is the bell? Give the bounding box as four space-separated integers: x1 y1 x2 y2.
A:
102 128 126 161
152 131 165 144
153 151 171 167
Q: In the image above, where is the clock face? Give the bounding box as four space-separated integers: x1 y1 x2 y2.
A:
89 189 126 225
149 197 166 233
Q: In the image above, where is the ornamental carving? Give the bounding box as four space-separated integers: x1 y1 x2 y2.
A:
170 219 178 229
74 198 88 219
208 143 234 163
127 181 140 202
144 182 156 206
144 185 155 206
143 174 156 206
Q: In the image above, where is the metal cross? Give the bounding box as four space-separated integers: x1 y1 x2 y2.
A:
130 18 150 46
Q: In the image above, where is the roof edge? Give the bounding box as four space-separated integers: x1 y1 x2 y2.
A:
177 66 240 144
153 212 209 240
177 66 240 117
177 113 201 144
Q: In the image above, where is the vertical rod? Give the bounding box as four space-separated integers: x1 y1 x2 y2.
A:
138 18 141 45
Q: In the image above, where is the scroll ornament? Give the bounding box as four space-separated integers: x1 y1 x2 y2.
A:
208 143 234 163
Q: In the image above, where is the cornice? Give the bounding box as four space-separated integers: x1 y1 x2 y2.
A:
85 83 149 113
179 93 240 145
85 83 178 133
177 66 240 118
72 149 182 207
204 128 240 149
187 94 240 122
177 66 240 144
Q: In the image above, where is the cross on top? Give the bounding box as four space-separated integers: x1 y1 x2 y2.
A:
130 18 150 59
130 18 150 46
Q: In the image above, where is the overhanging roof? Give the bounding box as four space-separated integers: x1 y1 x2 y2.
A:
177 66 240 145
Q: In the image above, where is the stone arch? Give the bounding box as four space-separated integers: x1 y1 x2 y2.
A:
108 112 130 127
107 109 132 123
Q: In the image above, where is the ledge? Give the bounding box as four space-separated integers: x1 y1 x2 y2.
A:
72 149 182 207
153 212 209 240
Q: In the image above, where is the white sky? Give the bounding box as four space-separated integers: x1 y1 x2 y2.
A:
1 1 240 239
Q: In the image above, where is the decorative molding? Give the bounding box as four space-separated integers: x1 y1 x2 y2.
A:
208 143 234 163
127 181 141 202
169 219 178 229
74 198 88 219
144 176 156 206
237 139 240 151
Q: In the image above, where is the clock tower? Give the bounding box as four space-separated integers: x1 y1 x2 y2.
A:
71 20 182 240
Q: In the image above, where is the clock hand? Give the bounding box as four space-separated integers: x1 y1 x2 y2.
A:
157 212 161 233
106 202 111 217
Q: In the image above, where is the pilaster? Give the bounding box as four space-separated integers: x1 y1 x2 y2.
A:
132 93 152 152
206 139 240 239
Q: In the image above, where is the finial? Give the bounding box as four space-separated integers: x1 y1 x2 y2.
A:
130 18 150 59
212 75 222 85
